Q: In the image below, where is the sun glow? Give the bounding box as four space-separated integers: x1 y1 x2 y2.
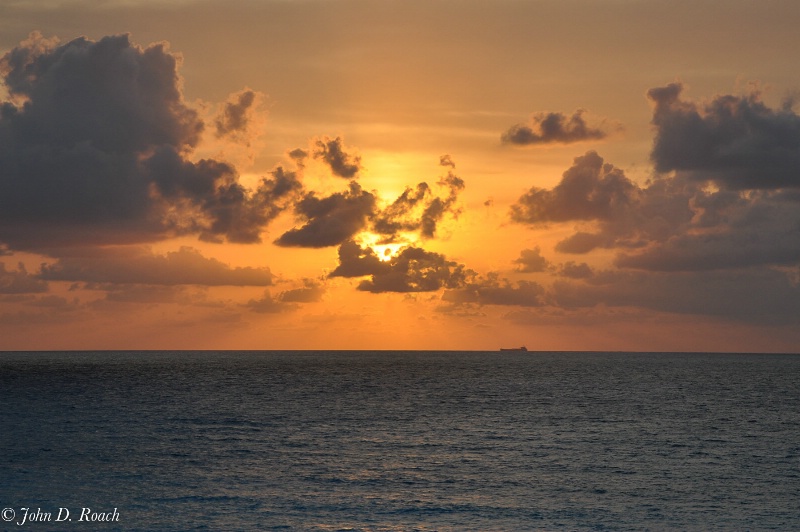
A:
355 232 406 261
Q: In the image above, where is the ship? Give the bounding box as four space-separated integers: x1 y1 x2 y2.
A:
499 346 528 352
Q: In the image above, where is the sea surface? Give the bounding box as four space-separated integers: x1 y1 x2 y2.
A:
1 351 799 531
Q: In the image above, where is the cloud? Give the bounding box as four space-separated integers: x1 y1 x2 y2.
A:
441 269 548 307
330 241 473 293
0 33 292 251
275 181 377 248
198 165 303 244
501 109 609 146
278 279 326 303
648 82 800 189
372 169 465 241
313 136 362 178
558 261 594 279
511 146 800 275
439 154 456 168
0 262 48 294
245 280 326 313
513 247 551 273
552 268 800 325
39 246 274 286
474 278 547 307
329 240 388 278
331 241 545 303
614 189 800 271
215 88 262 138
245 290 289 313
358 246 472 293
510 151 700 254
510 151 639 224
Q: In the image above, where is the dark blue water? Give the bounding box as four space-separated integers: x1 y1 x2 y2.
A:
1 351 799 530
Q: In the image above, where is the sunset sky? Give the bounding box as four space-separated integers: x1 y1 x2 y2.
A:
1 0 800 351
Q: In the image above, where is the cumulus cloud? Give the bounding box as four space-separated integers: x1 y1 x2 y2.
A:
274 153 464 248
511 151 639 224
313 136 362 178
275 181 377 248
502 109 609 146
513 247 551 273
329 241 473 293
198 166 303 244
510 147 800 276
372 169 465 241
357 246 472 293
329 240 388 278
331 241 547 303
648 82 800 189
39 246 274 286
510 151 700 254
0 33 292 251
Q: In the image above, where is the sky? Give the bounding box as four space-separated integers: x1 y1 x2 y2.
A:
1 0 800 352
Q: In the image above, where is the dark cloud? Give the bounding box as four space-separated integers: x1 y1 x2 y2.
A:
372 170 465 241
553 232 610 254
0 33 292 251
199 166 303 244
288 148 309 164
615 189 800 271
358 246 472 293
275 181 376 248
648 82 800 189
329 240 389 278
511 151 698 254
0 262 48 294
39 246 274 286
475 279 546 307
511 151 638 224
442 274 547 308
552 268 800 325
501 109 609 146
278 279 326 303
558 261 594 279
439 154 456 168
330 241 473 293
215 89 260 138
512 149 800 274
245 290 288 313
313 136 362 178
513 247 551 273
244 281 333 313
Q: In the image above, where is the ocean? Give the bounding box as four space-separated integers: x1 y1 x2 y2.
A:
1 351 799 530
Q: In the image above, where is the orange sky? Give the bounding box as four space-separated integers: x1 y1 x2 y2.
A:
1 0 800 351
